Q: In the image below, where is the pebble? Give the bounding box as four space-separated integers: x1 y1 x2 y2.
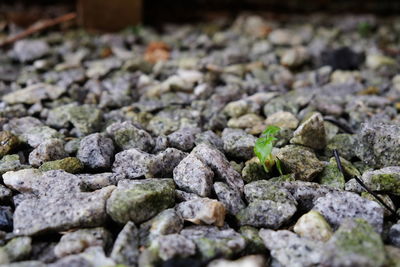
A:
213 182 246 215
28 138 68 167
293 210 333 242
221 128 257 160
77 133 114 169
290 112 326 149
0 131 19 157
110 221 139 267
13 40 49 62
176 198 226 227
265 111 299 129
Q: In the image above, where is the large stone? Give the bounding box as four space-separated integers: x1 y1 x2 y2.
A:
176 198 225 227
77 133 114 169
290 112 326 149
106 179 175 224
173 154 214 197
313 191 384 233
221 128 256 160
277 145 324 181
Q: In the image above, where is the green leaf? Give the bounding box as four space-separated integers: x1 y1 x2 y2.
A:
276 157 283 175
254 125 281 173
262 125 281 138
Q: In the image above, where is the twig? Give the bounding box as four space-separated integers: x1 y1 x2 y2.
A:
0 12 77 48
333 149 399 219
324 116 355 134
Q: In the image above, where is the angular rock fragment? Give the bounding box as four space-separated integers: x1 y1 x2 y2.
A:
77 133 114 169
3 83 65 105
214 182 245 215
244 180 297 204
155 234 196 261
265 111 299 129
167 127 200 151
110 221 139 267
173 154 214 197
39 157 84 173
360 166 400 196
148 148 187 177
293 210 333 242
221 128 256 160
106 179 175 224
290 112 326 149
13 40 49 62
112 148 155 179
176 198 226 226
0 131 19 157
29 138 68 167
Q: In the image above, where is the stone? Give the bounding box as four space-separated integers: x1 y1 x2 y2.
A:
208 255 266 267
290 112 326 149
265 111 299 130
360 166 400 196
13 186 115 235
78 172 122 191
227 114 264 130
389 223 400 247
2 83 65 105
54 227 112 257
39 157 84 174
21 126 64 148
318 158 345 190
167 127 200 151
221 128 256 160
4 117 43 136
213 182 245 215
366 54 396 69
259 229 323 267
321 218 386 267
239 226 267 254
385 245 400 267
155 234 196 261
313 191 384 233
173 154 214 197
0 154 28 175
281 46 310 68
28 138 68 167
106 179 175 224
50 246 115 267
236 200 296 228
112 148 155 179
194 130 224 151
0 206 13 232
244 180 297 204
241 157 267 183
325 134 357 160
77 133 114 169
176 198 226 227
0 185 12 203
361 192 396 217
13 40 49 62
106 121 154 152
293 210 333 242
148 148 187 178
2 237 32 262
110 221 139 267
0 131 19 157
224 100 252 118
356 122 400 168
277 145 324 181
180 225 246 259
192 143 244 193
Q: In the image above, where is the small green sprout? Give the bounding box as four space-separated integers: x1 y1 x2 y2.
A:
254 125 283 175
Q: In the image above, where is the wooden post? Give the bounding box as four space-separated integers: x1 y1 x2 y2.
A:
77 0 142 32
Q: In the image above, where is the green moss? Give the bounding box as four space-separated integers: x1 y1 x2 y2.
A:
241 158 266 183
318 162 345 190
0 154 28 174
0 131 19 157
194 237 235 259
269 173 296 182
39 157 84 173
239 226 266 254
370 173 400 195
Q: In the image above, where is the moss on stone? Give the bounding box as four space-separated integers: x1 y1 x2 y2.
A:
0 131 19 157
39 157 84 173
239 226 267 254
370 173 400 195
318 161 345 190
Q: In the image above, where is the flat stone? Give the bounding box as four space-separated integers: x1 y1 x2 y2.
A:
39 157 84 174
214 182 245 215
77 133 114 169
313 191 384 233
277 145 324 181
192 143 244 193
173 154 214 197
29 138 68 167
2 83 65 105
265 111 299 129
290 112 326 149
221 128 256 160
293 210 333 242
176 198 226 227
106 179 175 224
110 221 139 267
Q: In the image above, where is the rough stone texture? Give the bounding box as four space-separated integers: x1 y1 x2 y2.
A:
39 157 84 173
360 166 400 196
49 246 115 267
277 145 324 181
78 172 122 191
194 130 224 151
3 83 65 105
356 122 400 168
221 128 256 160
148 148 187 177
176 198 226 226
313 191 384 233
0 131 19 157
13 186 115 235
173 154 214 197
28 138 68 167
321 218 386 267
236 200 296 228
259 229 323 267
214 182 246 215
325 133 357 160
54 227 112 258
265 111 299 129
20 126 64 148
293 210 333 242
106 179 175 224
241 157 267 183
156 234 196 260
180 225 246 259
77 133 114 169
389 223 400 247
244 180 297 204
110 221 139 267
112 148 155 179
290 112 326 149
192 143 244 193
106 121 154 152
1 237 32 263
239 226 267 254
13 40 49 62
208 255 266 267
318 158 345 190
168 127 200 151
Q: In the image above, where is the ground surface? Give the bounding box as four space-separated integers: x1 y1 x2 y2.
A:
0 13 399 267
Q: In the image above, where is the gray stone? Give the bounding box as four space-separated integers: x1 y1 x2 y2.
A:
110 221 139 267
221 128 256 160
356 122 400 168
106 179 175 224
77 133 114 169
265 111 299 130
176 198 226 227
277 145 324 181
13 40 49 62
148 148 187 178
28 138 68 167
49 246 115 267
259 229 323 267
236 200 296 228
54 227 112 257
173 154 214 197
214 182 245 215
2 236 32 263
389 223 400 247
168 127 200 151
112 148 155 179
21 126 64 148
4 117 43 136
313 191 384 233
244 180 297 204
321 218 386 267
78 172 122 191
180 225 246 259
192 143 244 193
175 190 201 201
0 185 12 203
156 234 196 260
194 130 224 152
325 134 357 160
208 255 266 267
106 121 154 152
3 83 65 105
360 166 400 196
293 210 333 242
290 112 326 149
